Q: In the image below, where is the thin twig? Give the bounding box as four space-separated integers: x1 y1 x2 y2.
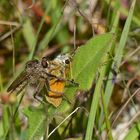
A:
114 111 140 140
77 7 91 24
0 25 21 42
88 0 98 35
0 20 20 26
73 24 76 50
10 25 15 76
89 0 98 15
112 88 140 127
121 46 140 66
43 39 86 57
27 0 35 9
122 77 138 101
48 107 81 138
70 0 94 35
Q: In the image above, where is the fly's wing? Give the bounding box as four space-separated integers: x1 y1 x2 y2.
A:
7 70 29 94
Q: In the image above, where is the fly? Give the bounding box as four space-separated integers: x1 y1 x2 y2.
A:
7 54 78 107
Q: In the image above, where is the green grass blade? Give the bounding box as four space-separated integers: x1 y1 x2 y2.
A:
22 18 36 51
84 36 114 140
85 63 107 140
115 1 136 67
101 92 113 140
39 0 69 50
98 10 120 127
105 0 140 26
28 7 50 60
104 0 136 113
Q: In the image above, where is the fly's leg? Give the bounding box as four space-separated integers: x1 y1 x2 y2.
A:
33 82 46 103
59 78 79 86
66 79 79 87
45 73 79 87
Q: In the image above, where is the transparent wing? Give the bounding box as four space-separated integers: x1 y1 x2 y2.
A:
7 70 29 93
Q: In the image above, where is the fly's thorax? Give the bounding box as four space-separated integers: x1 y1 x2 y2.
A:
25 59 44 83
25 59 39 73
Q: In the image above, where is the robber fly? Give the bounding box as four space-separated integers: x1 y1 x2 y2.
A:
7 54 76 107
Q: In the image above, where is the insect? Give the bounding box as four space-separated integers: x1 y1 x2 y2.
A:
7 54 76 107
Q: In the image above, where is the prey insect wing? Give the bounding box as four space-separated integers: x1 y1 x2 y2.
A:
46 78 64 107
7 70 29 94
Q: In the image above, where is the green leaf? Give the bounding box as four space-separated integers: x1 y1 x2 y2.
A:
23 106 46 140
72 33 113 90
62 33 113 111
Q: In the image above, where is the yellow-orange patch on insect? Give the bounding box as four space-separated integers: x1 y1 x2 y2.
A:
46 79 65 107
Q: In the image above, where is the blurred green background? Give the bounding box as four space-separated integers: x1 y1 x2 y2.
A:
0 0 140 140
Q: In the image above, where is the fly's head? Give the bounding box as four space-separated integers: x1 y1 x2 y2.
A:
41 57 50 69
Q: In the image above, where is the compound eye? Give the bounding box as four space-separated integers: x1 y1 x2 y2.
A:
41 57 48 68
65 59 70 64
